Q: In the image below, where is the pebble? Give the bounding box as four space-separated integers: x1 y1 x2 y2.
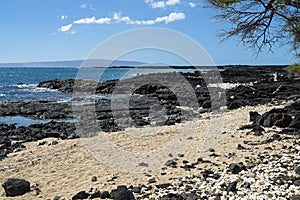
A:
91 176 97 182
148 177 156 184
226 181 238 193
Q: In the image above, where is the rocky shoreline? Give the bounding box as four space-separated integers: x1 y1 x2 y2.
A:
0 66 299 199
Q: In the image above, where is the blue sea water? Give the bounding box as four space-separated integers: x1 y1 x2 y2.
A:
0 67 76 102
0 67 196 102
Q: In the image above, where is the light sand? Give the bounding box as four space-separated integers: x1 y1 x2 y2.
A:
0 103 290 199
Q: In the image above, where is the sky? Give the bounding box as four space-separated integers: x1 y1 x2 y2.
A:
0 0 298 65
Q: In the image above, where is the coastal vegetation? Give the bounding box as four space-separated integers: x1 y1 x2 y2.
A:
286 63 300 75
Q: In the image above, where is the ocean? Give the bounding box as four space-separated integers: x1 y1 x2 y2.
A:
0 67 196 102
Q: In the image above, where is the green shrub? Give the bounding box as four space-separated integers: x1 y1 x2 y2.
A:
286 63 300 75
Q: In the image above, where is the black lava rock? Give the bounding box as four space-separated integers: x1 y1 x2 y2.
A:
100 191 110 199
165 159 177 168
228 100 243 110
180 193 199 200
290 195 300 200
227 181 238 193
229 163 246 174
295 166 300 175
53 196 61 200
237 144 246 150
156 183 172 189
241 182 251 189
212 173 221 180
290 114 300 129
294 180 300 186
249 111 260 122
110 185 135 200
263 112 292 128
72 191 90 200
2 178 30 197
90 191 101 199
131 186 142 194
160 193 184 200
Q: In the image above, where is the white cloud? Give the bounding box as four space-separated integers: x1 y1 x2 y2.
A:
57 12 185 34
145 0 180 9
129 19 155 25
79 4 87 9
74 16 112 24
113 12 122 22
58 24 72 32
188 2 198 8
56 24 76 34
113 12 132 23
67 30 77 35
61 15 68 20
116 12 185 25
166 0 180 6
152 1 165 8
155 12 185 24
79 4 96 11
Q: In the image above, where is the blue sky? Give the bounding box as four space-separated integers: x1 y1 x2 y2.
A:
0 0 297 65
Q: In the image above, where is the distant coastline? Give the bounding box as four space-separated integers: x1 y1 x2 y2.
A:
0 59 289 69
107 64 289 69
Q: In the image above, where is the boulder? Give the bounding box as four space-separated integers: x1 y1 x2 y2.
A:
290 114 300 129
72 191 90 199
160 193 184 200
110 185 135 200
2 178 30 197
229 163 246 174
227 100 243 110
263 113 292 128
249 111 260 122
100 191 110 199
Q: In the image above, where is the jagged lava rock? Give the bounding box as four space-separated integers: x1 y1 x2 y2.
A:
2 178 30 197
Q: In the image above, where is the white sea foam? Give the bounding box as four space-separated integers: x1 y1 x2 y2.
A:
56 98 73 103
12 83 37 88
32 87 58 93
